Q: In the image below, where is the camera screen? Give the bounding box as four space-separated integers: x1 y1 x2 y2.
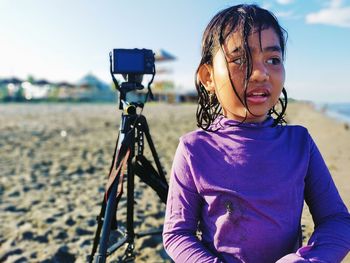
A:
113 49 154 75
114 50 144 74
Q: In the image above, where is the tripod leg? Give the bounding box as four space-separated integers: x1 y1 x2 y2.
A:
120 131 139 261
126 156 135 241
133 156 168 203
94 174 120 263
88 199 106 263
138 115 167 183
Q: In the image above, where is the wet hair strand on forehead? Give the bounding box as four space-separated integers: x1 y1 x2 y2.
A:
202 4 287 65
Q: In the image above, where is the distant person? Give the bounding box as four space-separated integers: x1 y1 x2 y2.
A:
163 4 350 262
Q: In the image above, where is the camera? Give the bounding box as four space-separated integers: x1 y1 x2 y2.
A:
112 49 155 75
110 48 156 108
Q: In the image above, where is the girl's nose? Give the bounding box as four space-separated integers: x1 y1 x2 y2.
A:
250 62 269 82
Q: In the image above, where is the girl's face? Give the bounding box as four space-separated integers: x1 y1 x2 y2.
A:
199 27 285 123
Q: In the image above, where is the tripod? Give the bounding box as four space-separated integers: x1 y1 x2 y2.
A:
89 97 169 263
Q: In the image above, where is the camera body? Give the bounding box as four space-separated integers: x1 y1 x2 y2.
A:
112 49 155 75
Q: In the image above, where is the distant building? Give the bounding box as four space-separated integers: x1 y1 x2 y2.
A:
22 79 51 100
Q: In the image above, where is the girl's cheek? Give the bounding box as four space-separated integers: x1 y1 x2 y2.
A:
275 64 285 77
281 66 286 83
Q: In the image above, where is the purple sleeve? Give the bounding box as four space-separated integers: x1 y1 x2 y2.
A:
162 140 223 263
279 136 350 262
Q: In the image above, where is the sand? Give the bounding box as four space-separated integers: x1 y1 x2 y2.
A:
0 102 349 262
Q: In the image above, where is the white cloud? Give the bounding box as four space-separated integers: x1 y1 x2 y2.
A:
262 2 273 10
306 4 350 28
329 0 343 8
276 0 294 5
275 10 295 18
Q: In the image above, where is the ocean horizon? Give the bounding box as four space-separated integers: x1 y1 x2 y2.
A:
315 102 350 124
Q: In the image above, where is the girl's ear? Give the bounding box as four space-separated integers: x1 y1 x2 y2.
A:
197 64 215 93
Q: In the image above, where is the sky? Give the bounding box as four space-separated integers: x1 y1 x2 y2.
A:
1 0 350 103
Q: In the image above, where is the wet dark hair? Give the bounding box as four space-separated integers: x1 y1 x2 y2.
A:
195 4 288 130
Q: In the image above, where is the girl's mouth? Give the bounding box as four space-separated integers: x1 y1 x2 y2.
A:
246 90 270 104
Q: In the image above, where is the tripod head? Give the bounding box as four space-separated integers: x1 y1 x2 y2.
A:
109 49 156 110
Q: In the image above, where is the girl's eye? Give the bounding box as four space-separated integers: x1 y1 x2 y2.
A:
231 57 246 65
266 57 282 65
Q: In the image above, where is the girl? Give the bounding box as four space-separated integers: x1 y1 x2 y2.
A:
163 4 350 263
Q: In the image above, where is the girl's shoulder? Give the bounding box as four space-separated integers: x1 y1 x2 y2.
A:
283 123 310 136
177 128 219 158
179 128 213 146
281 123 315 146
282 124 309 134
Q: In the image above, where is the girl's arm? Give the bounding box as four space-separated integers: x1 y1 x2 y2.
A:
163 140 223 263
278 135 350 263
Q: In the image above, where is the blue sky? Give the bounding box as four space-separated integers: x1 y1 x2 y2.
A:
1 0 349 102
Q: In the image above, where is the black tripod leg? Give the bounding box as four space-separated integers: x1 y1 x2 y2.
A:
133 157 168 203
88 199 106 263
94 171 120 263
90 132 121 262
120 134 138 262
138 115 167 183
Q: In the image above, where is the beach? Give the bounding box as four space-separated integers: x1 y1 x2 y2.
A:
0 102 349 262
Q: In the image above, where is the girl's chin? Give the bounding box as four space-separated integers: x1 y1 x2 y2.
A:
246 109 270 122
222 104 272 123
242 111 270 123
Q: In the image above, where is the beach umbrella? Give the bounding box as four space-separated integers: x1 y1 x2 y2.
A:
35 79 51 86
5 77 23 85
55 81 74 88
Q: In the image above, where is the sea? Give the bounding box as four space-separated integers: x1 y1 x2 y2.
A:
315 102 350 124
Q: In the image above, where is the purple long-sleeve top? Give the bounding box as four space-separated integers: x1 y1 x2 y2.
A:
163 116 350 262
